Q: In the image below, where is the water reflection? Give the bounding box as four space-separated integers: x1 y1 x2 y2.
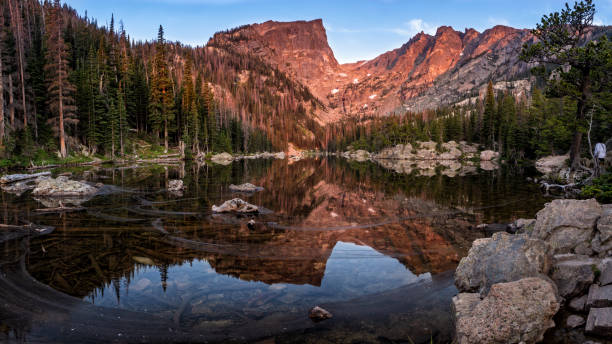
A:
0 157 549 343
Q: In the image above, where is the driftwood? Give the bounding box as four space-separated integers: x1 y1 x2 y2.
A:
34 206 86 214
0 171 50 184
135 158 182 164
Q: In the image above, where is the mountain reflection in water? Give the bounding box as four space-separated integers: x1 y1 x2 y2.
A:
0 157 549 343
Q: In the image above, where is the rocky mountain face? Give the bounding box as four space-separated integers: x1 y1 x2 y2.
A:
209 20 610 124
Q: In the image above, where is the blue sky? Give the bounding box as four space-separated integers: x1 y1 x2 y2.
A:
66 0 612 63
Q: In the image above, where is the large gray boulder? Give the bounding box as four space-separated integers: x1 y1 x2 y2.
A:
585 307 612 337
599 258 612 286
551 256 599 298
455 232 552 294
454 277 560 344
593 205 612 257
531 199 602 254
32 176 98 197
587 284 612 309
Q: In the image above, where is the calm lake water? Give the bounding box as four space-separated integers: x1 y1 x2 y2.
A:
0 157 550 343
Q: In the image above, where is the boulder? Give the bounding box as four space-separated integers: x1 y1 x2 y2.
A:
479 160 498 171
566 314 586 329
375 143 413 160
551 256 599 298
508 218 536 234
531 199 602 254
210 152 234 165
308 306 332 322
32 176 98 197
452 293 481 321
168 180 184 192
585 307 612 337
439 148 462 160
454 277 559 344
418 141 437 150
229 183 264 193
569 295 588 312
593 205 612 256
460 142 479 154
212 198 258 214
535 154 569 176
587 284 612 309
415 148 437 160
455 233 552 294
479 150 499 161
599 258 612 286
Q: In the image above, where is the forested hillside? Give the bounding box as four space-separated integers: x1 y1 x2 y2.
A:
0 0 324 165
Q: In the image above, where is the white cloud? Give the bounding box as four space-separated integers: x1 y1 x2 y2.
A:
593 17 605 26
487 17 510 26
389 18 437 37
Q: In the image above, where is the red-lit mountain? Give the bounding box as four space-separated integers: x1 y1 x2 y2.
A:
208 19 610 125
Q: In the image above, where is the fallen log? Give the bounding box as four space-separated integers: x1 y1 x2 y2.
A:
0 171 51 184
34 206 86 214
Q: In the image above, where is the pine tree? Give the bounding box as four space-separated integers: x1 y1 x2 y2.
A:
521 0 611 170
44 0 76 158
482 81 496 149
148 25 174 152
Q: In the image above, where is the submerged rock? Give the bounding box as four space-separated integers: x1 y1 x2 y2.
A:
32 176 98 197
229 183 264 193
308 306 332 322
454 277 559 344
455 232 552 294
212 198 259 213
168 180 184 192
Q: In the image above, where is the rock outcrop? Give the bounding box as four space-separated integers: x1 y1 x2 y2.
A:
531 199 602 255
453 277 559 344
455 232 552 294
454 198 612 343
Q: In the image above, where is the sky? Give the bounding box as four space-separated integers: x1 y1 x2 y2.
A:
65 0 612 63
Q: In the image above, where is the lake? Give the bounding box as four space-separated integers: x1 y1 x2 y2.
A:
0 157 550 343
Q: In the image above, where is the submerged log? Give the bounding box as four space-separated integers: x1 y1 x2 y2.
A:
0 171 51 184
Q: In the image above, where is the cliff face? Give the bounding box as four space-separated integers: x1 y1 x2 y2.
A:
208 19 610 125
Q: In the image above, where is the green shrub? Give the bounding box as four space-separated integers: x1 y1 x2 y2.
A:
581 173 612 203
